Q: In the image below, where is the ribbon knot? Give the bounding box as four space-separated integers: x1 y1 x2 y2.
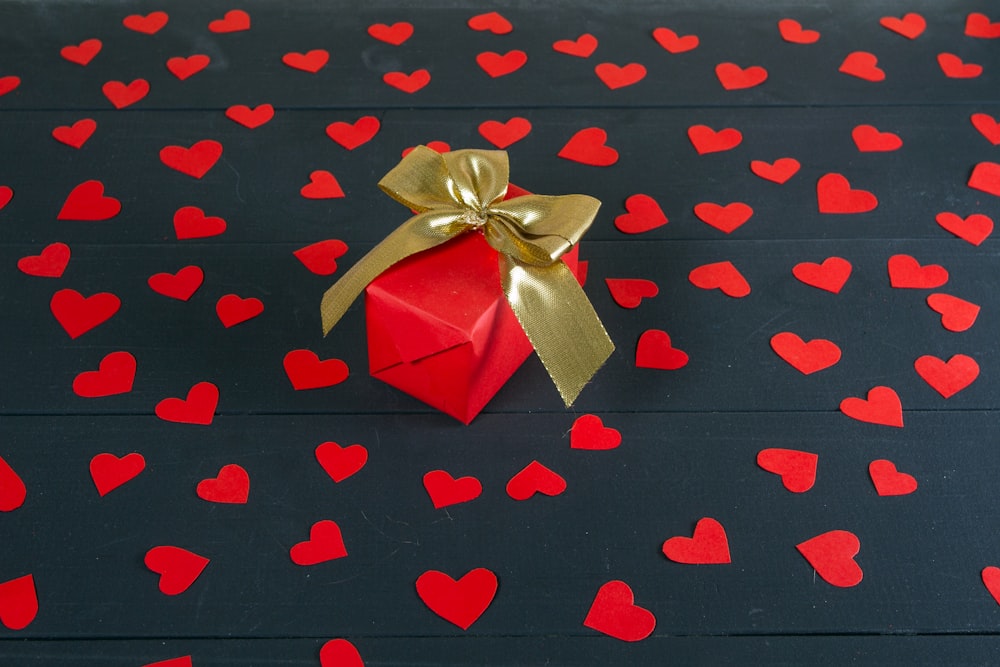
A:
320 145 614 406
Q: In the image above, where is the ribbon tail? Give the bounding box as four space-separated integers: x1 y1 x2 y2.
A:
500 257 615 406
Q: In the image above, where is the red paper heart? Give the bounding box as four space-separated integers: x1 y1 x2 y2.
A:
972 113 1000 144
984 567 1000 607
570 414 621 450
888 254 948 289
300 170 345 199
60 38 102 66
938 53 982 79
506 460 567 500
89 452 145 496
166 54 209 80
315 442 368 483
478 117 532 149
777 19 820 44
144 546 209 595
290 520 347 565
651 27 699 53
796 530 863 587
635 329 688 370
294 240 348 275
326 116 380 150
595 62 646 89
688 261 751 297
123 11 168 34
57 180 121 220
968 162 1000 197
553 33 597 58
558 127 618 166
880 13 926 39
792 257 852 293
173 206 226 239
816 173 878 213
50 288 120 338
0 454 27 511
197 464 249 504
914 354 979 398
0 185 11 210
927 293 980 332
216 294 264 328
966 12 1000 38
852 124 902 151
662 517 731 564
155 382 219 425
319 639 363 667
160 140 223 179
868 459 917 496
583 580 656 642
688 124 742 154
614 194 667 234
283 350 349 390
467 11 512 34
605 278 658 308
18 242 70 278
0 574 37 630
757 448 818 493
935 212 993 245
102 79 149 108
383 69 431 93
225 104 273 129
73 351 136 397
476 50 527 78
148 265 204 300
770 332 841 375
52 118 97 148
282 49 329 73
0 76 19 97
423 470 483 508
839 51 885 82
840 386 903 427
694 201 753 233
750 157 800 184
715 62 767 90
415 568 498 630
209 9 250 33
368 21 413 45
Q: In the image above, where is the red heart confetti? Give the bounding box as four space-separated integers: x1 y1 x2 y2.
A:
688 261 751 297
614 194 667 234
476 50 528 78
635 329 688 370
102 79 149 108
777 19 820 44
839 386 903 428
792 256 852 293
688 124 742 154
209 9 250 33
290 520 347 565
423 470 483 509
467 11 512 34
506 460 567 500
0 453 27 511
868 459 917 496
983 567 1000 606
52 118 97 148
966 12 1000 38
383 69 431 93
937 53 982 79
595 62 646 89
478 117 532 149
50 288 120 339
89 452 145 497
0 185 11 211
880 13 926 39
757 448 818 493
225 104 274 129
0 76 19 96
154 382 219 426
282 49 329 73
968 162 1000 197
57 180 121 221
173 206 227 239
315 442 368 483
553 34 597 58
415 568 498 630
300 170 345 199
166 54 209 81
770 332 841 375
18 242 70 278
73 351 136 398
0 574 37 630
144 546 209 595
935 212 993 245
796 530 863 587
570 414 622 451
583 580 656 642
750 157 800 184
60 38 102 66
123 11 168 34
368 21 413 45
715 62 767 90
283 350 349 390
558 127 618 166
694 201 753 233
294 240 348 275
148 265 204 301
197 464 250 504
319 639 364 667
926 293 980 332
662 517 731 564
914 354 979 398
326 116 381 150
852 124 902 151
839 51 885 82
971 113 1000 144
652 27 699 53
605 278 658 308
888 254 948 289
160 140 223 179
216 294 264 328
816 173 878 213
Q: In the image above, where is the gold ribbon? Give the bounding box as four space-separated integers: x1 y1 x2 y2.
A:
320 145 614 406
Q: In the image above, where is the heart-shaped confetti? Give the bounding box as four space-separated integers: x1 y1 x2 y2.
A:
0 454 27 511
294 240 348 275
155 382 219 425
694 201 753 233
715 62 767 90
57 180 121 221
478 117 532 149
792 257 852 293
926 293 979 332
50 289 121 338
605 278 658 308
467 11 512 34
300 171 345 199
662 517 731 564
688 124 742 154
935 212 993 245
868 459 917 496
688 261 751 297
144 546 209 595
0 185 11 211
476 50 528 78
595 62 646 89
173 206 226 239
583 580 656 642
553 34 597 58
319 639 364 667
383 69 431 93
0 76 19 97
416 568 498 630
635 329 688 370
283 350 349 390
148 266 204 301
0 574 37 630
750 157 800 184
839 52 884 81
506 460 566 500
216 294 264 328
914 354 979 398
160 140 223 179
61 39 102 66
225 104 274 129
166 54 210 81
558 127 618 166
778 19 820 44
938 53 982 79
290 520 348 565
966 12 1000 38
52 118 97 148
18 242 70 278
123 11 168 34
652 27 699 53
368 22 413 45
315 442 368 483
770 332 841 375
73 351 136 397
423 470 483 509
968 162 1000 197
570 414 621 450
102 79 149 109
614 194 667 234
756 448 818 493
197 464 250 504
326 116 380 150
852 124 902 151
209 9 250 33
795 530 863 587
971 113 1000 144
282 49 329 73
888 254 948 289
839 386 903 427
816 173 878 213
880 13 926 39
89 452 145 496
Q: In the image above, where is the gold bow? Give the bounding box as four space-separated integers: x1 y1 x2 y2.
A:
320 145 614 406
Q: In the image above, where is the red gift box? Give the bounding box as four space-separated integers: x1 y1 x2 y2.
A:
364 185 583 423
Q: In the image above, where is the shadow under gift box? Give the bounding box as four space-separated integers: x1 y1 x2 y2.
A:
363 184 585 424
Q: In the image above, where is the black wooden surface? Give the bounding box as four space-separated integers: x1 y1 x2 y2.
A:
2 0 1000 664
